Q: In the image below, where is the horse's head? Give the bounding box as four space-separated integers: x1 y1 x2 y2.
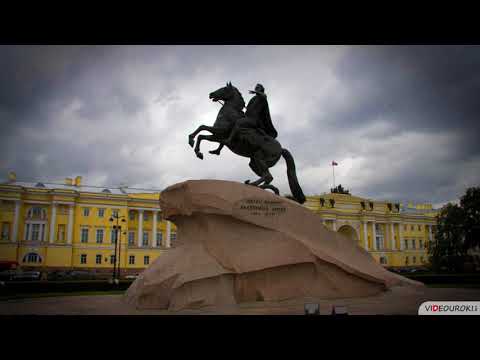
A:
209 82 245 111
209 82 235 102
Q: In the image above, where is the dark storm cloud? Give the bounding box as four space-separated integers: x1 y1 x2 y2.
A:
0 45 479 205
327 45 480 143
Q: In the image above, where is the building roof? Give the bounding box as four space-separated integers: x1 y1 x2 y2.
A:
0 181 160 196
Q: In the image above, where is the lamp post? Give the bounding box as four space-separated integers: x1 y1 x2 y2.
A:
109 214 126 282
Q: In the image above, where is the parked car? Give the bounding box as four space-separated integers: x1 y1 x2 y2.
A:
12 271 41 281
0 270 18 281
47 271 71 281
67 271 96 280
125 274 139 280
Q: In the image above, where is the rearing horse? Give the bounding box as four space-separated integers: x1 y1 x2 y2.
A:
188 82 306 204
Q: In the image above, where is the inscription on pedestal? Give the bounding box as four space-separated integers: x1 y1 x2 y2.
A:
233 198 287 217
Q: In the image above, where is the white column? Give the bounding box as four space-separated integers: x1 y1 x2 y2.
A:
152 211 157 247
137 210 144 247
372 221 377 250
67 205 74 244
332 219 337 231
165 220 171 248
49 203 57 243
390 222 396 250
400 222 404 250
428 225 433 242
12 200 20 243
363 221 368 250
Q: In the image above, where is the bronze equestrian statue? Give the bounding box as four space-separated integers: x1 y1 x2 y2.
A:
188 82 306 204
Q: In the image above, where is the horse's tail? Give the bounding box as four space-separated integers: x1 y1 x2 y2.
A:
281 148 306 204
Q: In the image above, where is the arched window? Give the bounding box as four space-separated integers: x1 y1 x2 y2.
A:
22 252 42 263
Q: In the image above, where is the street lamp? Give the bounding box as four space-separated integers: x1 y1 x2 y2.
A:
109 214 126 282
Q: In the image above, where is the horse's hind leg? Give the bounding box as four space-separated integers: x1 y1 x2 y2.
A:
188 125 216 148
245 152 273 186
247 158 263 180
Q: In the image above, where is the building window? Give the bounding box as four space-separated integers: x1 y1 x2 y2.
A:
129 255 135 265
128 231 135 245
405 256 409 265
31 224 41 241
404 239 409 250
144 213 149 221
380 256 387 265
112 209 119 218
420 256 424 263
98 208 105 218
96 229 104 244
412 239 416 249
110 255 116 264
412 256 416 264
41 224 45 241
129 211 135 221
96 254 102 264
156 232 163 247
83 208 90 217
142 232 149 246
411 225 414 231
144 256 150 265
419 239 423 249
57 224 65 242
26 224 30 241
81 228 89 243
80 254 87 264
1 222 10 241
157 212 162 221
418 225 422 231
111 229 118 244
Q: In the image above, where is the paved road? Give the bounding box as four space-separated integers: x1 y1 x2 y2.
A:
1 286 479 315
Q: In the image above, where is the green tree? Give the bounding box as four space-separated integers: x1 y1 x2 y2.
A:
429 203 466 272
460 187 480 250
429 186 480 272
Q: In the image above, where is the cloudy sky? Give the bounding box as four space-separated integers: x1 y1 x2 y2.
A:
1 45 479 207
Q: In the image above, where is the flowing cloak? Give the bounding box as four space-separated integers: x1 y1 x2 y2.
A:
245 93 278 139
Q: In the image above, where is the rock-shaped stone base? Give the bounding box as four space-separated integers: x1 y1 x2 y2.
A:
124 180 422 311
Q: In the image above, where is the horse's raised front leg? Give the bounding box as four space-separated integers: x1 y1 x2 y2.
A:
209 143 224 155
188 125 216 148
194 134 221 160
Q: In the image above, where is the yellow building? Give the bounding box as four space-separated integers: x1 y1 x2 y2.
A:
305 186 438 268
0 173 438 274
0 173 176 275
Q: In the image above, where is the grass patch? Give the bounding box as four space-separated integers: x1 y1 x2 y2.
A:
0 290 125 301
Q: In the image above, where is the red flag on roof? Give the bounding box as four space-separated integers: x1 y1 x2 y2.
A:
332 161 338 166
